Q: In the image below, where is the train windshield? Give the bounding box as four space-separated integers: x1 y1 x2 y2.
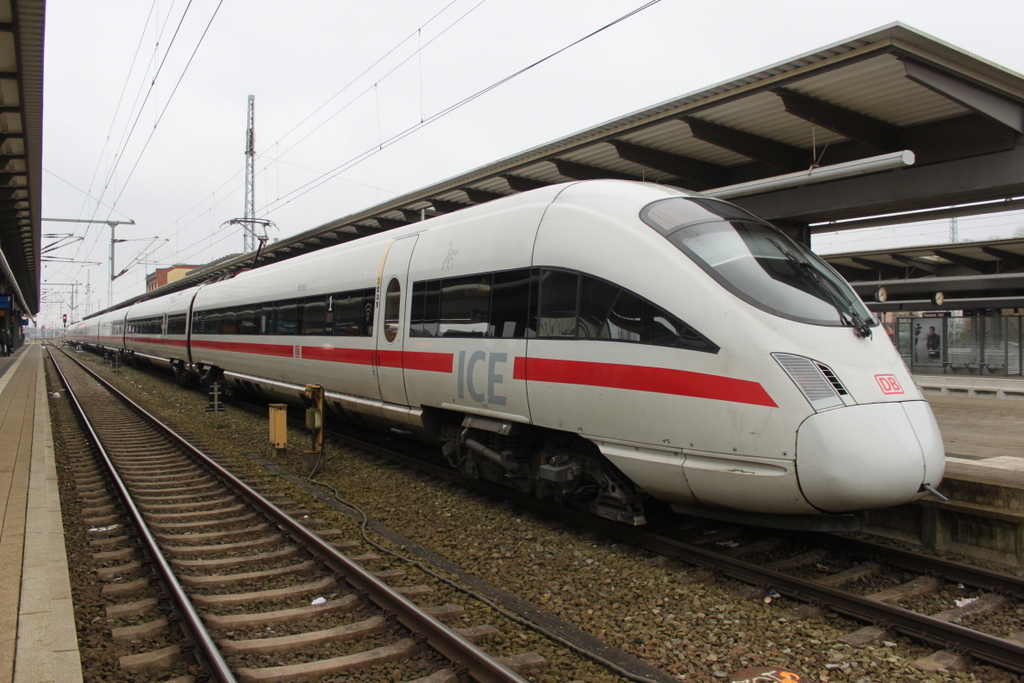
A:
640 197 877 329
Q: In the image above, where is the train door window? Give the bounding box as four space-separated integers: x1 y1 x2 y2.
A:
538 269 579 338
302 296 327 335
384 279 401 343
439 275 490 337
410 280 441 337
490 269 534 338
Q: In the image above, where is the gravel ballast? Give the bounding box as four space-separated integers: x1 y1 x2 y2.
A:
54 349 1024 683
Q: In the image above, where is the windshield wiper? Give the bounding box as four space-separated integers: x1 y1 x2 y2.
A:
770 239 873 338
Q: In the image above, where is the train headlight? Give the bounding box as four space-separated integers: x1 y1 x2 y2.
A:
772 353 847 411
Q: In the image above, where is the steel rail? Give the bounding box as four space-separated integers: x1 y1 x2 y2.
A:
617 525 1024 673
50 346 527 683
313 421 1024 673
800 532 1024 600
46 346 238 683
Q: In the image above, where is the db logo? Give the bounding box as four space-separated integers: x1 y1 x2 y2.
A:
875 374 904 395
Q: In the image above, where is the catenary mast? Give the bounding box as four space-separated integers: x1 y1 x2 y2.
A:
244 94 256 253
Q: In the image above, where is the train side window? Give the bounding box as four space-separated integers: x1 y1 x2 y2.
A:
410 280 441 337
334 291 362 336
277 300 300 335
604 288 718 353
167 314 186 335
262 305 278 335
302 296 327 335
538 269 579 338
384 279 401 343
439 275 490 337
491 269 533 338
221 309 237 335
238 305 255 335
206 310 221 335
579 276 619 340
361 289 375 335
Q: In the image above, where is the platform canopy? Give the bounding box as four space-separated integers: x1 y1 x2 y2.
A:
826 237 1024 312
122 22 1024 311
0 0 43 316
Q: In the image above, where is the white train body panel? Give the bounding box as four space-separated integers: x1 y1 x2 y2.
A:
73 180 944 521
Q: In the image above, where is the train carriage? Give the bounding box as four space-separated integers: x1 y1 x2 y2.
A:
71 180 945 528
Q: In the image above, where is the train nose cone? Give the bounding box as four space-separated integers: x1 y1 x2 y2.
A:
795 401 945 513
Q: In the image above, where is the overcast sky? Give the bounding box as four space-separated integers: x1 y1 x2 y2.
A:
39 0 1024 326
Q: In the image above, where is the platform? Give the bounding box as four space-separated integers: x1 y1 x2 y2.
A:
0 342 83 683
915 372 1024 401
867 386 1024 566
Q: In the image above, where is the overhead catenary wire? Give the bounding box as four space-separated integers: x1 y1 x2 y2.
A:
258 0 665 215
55 0 667 318
102 0 487 288
165 0 663 264
66 0 213 286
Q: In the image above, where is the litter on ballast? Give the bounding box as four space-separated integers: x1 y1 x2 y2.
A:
311 597 326 605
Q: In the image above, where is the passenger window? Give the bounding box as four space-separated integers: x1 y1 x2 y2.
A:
334 293 361 336
410 280 441 337
361 290 375 336
238 306 256 335
604 289 645 342
538 270 579 338
221 309 237 335
384 279 401 343
302 296 327 335
579 276 618 340
277 301 300 335
491 269 534 338
439 275 490 337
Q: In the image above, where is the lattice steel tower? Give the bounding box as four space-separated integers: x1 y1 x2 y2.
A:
243 94 257 253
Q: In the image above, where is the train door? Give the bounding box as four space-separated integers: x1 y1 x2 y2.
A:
375 235 418 406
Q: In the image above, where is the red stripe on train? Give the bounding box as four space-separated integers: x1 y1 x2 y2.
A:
512 357 777 407
189 339 454 373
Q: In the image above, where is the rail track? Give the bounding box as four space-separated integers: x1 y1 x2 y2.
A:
58 344 1024 679
299 396 1024 675
47 344 539 683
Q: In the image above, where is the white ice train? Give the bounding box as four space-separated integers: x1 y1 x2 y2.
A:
70 180 945 528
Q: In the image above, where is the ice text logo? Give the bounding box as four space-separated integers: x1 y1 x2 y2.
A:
457 351 508 406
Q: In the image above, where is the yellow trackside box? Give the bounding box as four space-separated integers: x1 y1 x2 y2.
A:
269 404 288 449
